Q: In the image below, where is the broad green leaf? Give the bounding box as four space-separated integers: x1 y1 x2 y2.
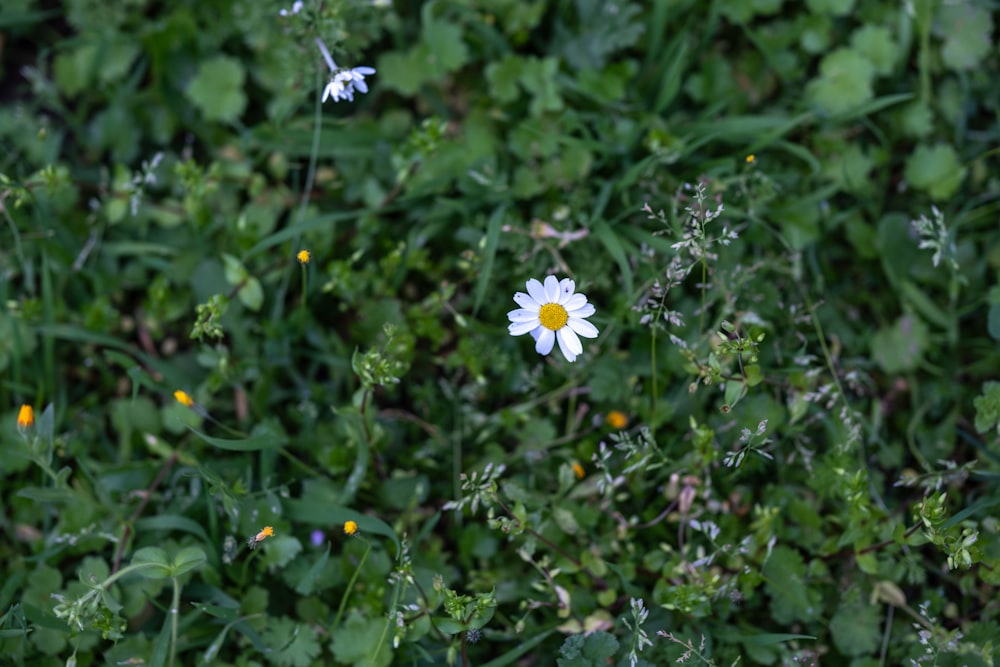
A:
556 630 619 666
870 314 930 374
170 547 207 577
973 382 1000 435
330 613 393 667
186 56 247 123
904 143 966 201
938 3 993 70
851 25 897 75
486 55 523 103
830 601 881 656
806 48 875 114
293 545 331 595
763 546 822 624
131 547 171 579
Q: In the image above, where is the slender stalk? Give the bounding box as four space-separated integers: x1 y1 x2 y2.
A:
333 538 372 631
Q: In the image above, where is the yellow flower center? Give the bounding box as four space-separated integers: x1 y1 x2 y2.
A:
538 303 568 331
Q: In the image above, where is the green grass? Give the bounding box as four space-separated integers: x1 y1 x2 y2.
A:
1 0 999 665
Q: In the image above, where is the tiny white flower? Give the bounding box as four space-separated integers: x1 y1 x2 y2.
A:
279 1 303 16
507 275 599 363
314 38 376 104
322 76 351 103
322 67 375 103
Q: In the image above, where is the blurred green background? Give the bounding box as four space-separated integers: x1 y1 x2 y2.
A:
1 0 998 665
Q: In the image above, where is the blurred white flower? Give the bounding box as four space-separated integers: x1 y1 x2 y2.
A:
279 1 303 16
315 38 376 104
507 276 598 363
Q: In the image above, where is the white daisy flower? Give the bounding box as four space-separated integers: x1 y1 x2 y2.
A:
507 275 599 363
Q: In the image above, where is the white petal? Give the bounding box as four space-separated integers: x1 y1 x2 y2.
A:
542 275 560 303
509 320 539 336
567 303 595 318
353 66 375 75
513 292 540 310
557 327 583 358
563 293 587 311
507 308 539 323
558 278 576 303
568 318 599 338
534 328 555 355
526 279 546 303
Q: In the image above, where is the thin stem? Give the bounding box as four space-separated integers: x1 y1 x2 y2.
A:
169 577 181 667
333 538 372 631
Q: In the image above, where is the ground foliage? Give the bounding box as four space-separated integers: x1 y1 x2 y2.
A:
1 0 999 665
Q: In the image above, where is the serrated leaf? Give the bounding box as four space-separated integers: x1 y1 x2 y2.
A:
330 613 393 667
938 3 993 70
851 25 896 75
973 381 1000 434
830 602 881 656
806 48 875 114
763 546 822 624
263 616 322 667
556 630 619 666
186 56 247 123
422 19 469 73
904 143 966 201
486 55 523 103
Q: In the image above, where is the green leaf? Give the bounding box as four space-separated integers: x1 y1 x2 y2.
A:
900 101 934 138
806 48 875 114
556 630 619 666
938 3 993 70
763 546 822 624
519 56 564 116
904 143 967 201
850 25 897 76
486 55 523 103
263 616 322 667
330 613 393 667
186 56 247 123
473 205 507 315
830 601 881 656
870 314 930 374
805 0 854 15
131 547 172 579
170 547 206 577
293 545 331 596
187 423 286 451
973 382 1000 435
422 17 469 74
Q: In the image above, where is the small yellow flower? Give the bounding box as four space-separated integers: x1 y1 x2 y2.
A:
571 462 585 479
297 250 311 265
344 520 359 536
173 390 195 408
606 410 628 430
247 526 275 550
745 154 756 164
17 404 34 430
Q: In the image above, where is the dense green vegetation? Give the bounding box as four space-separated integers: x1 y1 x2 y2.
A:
2 0 998 665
